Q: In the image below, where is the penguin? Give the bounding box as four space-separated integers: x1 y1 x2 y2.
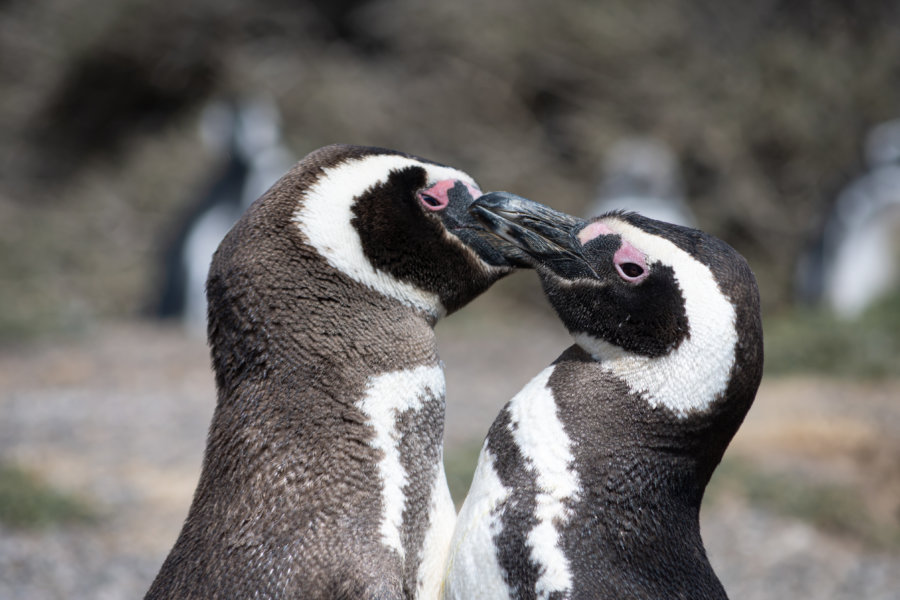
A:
443 193 764 600
144 145 538 600
156 96 293 332
796 119 900 318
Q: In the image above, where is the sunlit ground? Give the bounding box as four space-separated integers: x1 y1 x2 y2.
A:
0 284 898 599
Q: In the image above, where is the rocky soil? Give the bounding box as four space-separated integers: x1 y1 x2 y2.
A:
1 313 898 599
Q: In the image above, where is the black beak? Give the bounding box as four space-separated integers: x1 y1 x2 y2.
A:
469 192 596 279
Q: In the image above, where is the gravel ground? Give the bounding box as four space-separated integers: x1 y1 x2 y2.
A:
1 317 898 599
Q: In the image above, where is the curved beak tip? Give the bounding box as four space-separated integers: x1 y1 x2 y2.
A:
468 192 595 279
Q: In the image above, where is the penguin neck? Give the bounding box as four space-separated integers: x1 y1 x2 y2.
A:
492 356 724 598
561 335 746 484
547 345 722 548
573 434 707 523
207 264 442 404
572 327 737 420
566 442 724 596
200 270 454 594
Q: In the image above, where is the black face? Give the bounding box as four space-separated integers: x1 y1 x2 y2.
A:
546 232 689 357
350 163 535 314
470 192 690 357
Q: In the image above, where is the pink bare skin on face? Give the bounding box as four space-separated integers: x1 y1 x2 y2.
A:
578 220 650 284
417 179 482 211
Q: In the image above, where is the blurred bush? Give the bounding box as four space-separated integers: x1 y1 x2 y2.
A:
0 463 96 529
706 455 900 550
764 290 900 379
1 0 899 340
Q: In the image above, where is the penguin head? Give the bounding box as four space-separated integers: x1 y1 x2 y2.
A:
272 145 531 319
471 192 763 421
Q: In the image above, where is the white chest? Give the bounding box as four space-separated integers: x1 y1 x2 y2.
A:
358 364 455 600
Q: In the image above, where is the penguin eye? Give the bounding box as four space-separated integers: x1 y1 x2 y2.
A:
618 262 645 279
420 193 442 208
417 191 449 211
611 241 649 284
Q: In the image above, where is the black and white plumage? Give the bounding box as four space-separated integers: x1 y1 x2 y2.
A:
145 145 535 600
156 97 293 332
443 194 763 599
799 119 900 318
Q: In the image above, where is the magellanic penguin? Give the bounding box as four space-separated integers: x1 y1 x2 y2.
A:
796 119 900 318
144 145 535 600
443 194 764 600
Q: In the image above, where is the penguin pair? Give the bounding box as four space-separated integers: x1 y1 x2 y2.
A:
443 194 764 599
145 143 763 599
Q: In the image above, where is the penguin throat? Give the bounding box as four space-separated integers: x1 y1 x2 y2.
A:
573 315 736 418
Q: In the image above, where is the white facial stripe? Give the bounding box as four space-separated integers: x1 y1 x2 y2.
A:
357 364 446 559
294 154 476 318
443 446 512 600
417 454 457 600
575 218 738 417
507 366 579 597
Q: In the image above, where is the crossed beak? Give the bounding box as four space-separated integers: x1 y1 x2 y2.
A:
469 192 596 279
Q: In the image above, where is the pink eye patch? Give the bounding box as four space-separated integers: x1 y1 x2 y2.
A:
577 221 616 243
578 221 650 284
417 179 482 211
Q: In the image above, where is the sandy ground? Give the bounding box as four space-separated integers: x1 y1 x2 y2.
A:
0 315 898 599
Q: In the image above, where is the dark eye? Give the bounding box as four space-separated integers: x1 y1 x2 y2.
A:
419 193 442 208
620 262 644 278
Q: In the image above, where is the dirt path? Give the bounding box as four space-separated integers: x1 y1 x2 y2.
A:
0 319 898 599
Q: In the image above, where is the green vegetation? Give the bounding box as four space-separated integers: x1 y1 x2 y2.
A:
763 290 900 378
0 462 96 529
706 456 900 550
